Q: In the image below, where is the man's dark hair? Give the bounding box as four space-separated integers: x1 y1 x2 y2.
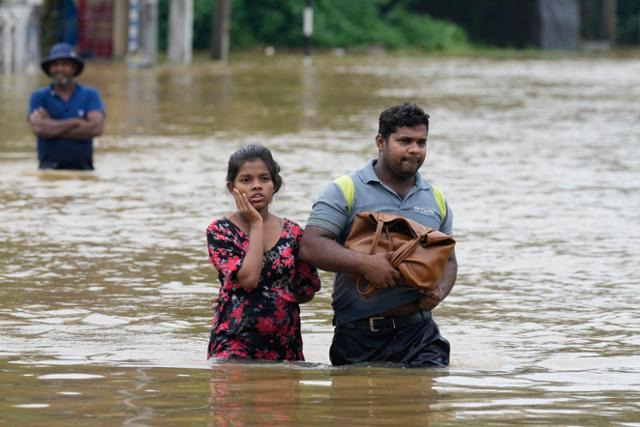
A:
226 144 283 193
378 103 430 140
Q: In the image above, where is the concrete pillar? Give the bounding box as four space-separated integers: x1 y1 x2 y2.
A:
12 7 28 72
211 0 230 61
0 6 13 74
538 0 579 50
0 1 42 74
113 0 128 59
140 0 158 64
168 0 193 64
602 0 617 46
0 9 15 74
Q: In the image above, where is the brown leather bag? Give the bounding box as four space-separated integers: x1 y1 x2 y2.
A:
345 211 456 298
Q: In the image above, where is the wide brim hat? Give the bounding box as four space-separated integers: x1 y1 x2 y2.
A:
41 43 84 77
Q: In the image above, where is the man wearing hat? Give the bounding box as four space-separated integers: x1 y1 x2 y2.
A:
28 42 105 170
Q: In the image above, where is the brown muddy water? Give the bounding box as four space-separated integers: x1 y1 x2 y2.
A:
1 52 639 425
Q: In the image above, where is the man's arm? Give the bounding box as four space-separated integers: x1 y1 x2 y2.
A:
300 225 401 289
28 107 81 139
418 249 458 310
58 111 104 140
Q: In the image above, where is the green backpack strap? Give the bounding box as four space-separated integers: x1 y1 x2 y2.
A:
334 174 447 221
334 175 355 214
432 184 447 221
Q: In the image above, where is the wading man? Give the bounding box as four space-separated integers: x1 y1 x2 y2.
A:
28 43 105 170
300 103 457 367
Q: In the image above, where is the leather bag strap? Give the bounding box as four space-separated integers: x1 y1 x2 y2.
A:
389 235 424 267
369 216 384 254
356 215 385 297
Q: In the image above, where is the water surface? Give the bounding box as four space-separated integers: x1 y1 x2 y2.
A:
1 52 639 425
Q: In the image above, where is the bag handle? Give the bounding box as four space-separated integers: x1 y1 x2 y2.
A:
358 225 427 298
389 235 424 267
356 215 385 298
369 215 384 254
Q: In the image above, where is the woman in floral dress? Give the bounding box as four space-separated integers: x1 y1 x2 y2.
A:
206 144 320 361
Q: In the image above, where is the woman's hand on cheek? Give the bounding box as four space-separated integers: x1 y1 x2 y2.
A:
233 188 263 227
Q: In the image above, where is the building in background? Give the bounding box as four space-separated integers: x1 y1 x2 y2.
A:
1 0 638 74
0 0 43 73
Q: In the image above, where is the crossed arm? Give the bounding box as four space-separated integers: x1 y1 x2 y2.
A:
29 107 104 140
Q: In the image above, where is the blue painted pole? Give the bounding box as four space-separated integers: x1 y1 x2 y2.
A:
128 0 139 54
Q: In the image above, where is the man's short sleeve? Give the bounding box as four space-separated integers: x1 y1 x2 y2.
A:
440 202 454 236
306 181 351 237
86 88 106 115
28 91 45 116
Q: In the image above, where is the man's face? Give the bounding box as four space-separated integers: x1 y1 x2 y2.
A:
49 59 77 86
377 124 428 178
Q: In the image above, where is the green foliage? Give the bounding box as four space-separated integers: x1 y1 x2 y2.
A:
158 0 470 52
231 0 469 51
616 0 640 45
193 0 214 50
230 0 305 48
386 8 469 50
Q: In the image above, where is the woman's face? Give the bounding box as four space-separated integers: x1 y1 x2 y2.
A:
227 158 275 211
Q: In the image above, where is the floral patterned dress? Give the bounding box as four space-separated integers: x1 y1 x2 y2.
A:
206 217 321 361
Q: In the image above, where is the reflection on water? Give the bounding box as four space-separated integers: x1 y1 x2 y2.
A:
209 362 442 426
1 52 640 424
0 360 444 426
209 362 304 425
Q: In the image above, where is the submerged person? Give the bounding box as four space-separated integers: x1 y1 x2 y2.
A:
300 103 457 367
28 42 105 170
206 144 321 361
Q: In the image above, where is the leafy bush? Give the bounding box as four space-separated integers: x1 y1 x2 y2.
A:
158 0 470 52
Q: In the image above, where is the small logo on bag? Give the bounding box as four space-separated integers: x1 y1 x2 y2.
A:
413 206 436 216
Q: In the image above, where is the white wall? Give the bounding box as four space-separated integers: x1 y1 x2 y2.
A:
0 0 43 74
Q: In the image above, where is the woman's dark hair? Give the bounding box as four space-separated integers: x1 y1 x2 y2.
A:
226 144 283 193
378 102 430 140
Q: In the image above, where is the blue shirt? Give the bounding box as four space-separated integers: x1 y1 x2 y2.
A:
29 84 105 170
306 159 454 324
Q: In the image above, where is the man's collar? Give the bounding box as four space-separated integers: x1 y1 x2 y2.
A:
49 82 79 97
360 159 380 183
359 158 430 190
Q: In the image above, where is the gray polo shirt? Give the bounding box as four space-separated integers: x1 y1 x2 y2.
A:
306 159 454 324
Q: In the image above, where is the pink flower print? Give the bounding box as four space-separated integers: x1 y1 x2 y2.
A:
280 246 292 258
290 225 301 239
222 255 241 276
228 340 248 356
275 306 288 322
255 316 277 335
297 262 311 277
230 305 244 323
212 350 231 359
255 349 279 360
217 320 230 332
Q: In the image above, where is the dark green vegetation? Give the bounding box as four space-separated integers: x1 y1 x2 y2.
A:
158 0 470 52
156 0 640 52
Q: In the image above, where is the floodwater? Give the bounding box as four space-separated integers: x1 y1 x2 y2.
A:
1 52 639 425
